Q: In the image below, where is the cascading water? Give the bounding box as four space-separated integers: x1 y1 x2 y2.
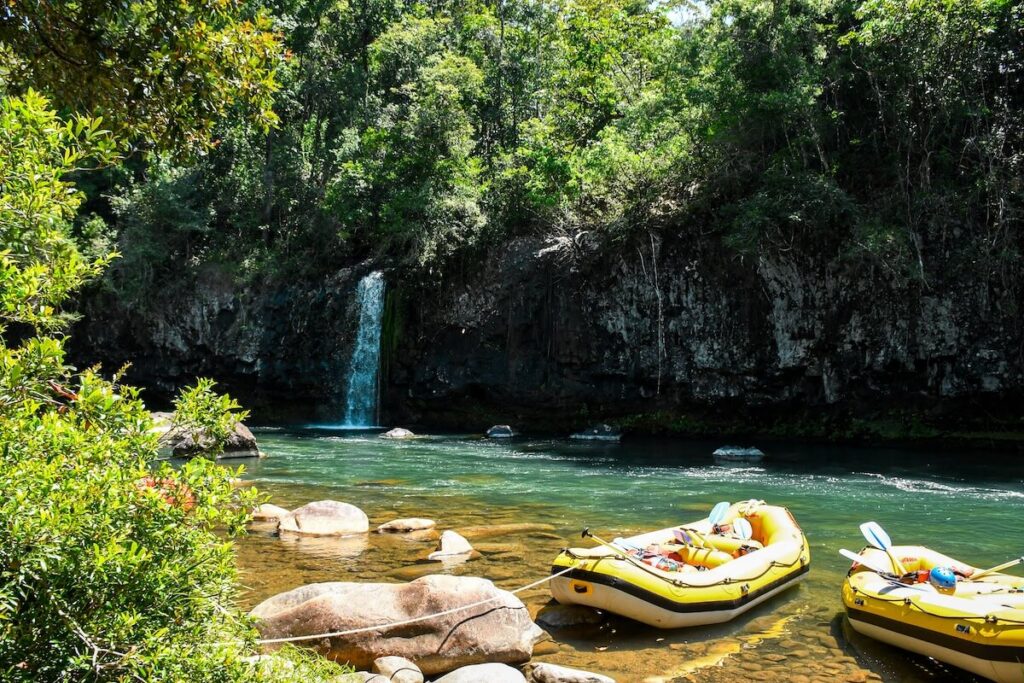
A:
341 271 385 427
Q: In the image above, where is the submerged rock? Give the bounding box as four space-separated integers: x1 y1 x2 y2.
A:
250 575 544 675
433 663 527 683
534 603 604 629
526 663 616 683
427 530 474 560
252 503 291 523
381 427 415 439
487 424 517 438
278 500 369 536
569 424 621 442
457 522 557 539
377 518 436 533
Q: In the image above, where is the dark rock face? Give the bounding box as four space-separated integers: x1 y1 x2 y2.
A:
72 234 1024 438
383 235 1023 434
72 266 370 419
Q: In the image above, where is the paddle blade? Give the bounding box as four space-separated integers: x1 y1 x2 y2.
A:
839 548 893 576
860 521 891 550
673 528 692 545
709 501 730 526
733 518 753 541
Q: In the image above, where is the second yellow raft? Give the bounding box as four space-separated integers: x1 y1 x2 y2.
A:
843 546 1024 683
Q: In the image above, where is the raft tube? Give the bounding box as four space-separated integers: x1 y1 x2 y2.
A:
550 501 810 628
843 546 1024 683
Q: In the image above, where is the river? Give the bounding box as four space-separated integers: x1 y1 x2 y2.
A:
235 430 1024 682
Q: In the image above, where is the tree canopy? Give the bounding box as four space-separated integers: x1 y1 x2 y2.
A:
100 0 1021 293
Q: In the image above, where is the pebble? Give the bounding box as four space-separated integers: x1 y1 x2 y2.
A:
372 656 423 683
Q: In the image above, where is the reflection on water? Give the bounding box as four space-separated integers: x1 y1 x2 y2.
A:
235 430 1023 682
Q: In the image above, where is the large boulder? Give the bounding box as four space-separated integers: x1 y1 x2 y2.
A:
153 411 261 458
250 575 544 675
433 664 526 683
278 500 369 536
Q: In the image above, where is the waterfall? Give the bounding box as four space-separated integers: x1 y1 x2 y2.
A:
341 271 385 427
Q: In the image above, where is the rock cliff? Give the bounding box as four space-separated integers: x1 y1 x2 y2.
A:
72 233 1024 442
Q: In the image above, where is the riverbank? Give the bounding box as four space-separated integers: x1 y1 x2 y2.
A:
235 430 1020 682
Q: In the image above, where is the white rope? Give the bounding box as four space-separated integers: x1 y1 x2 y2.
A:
254 566 576 645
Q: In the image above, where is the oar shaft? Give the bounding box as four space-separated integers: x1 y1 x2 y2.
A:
582 529 659 572
972 557 1024 581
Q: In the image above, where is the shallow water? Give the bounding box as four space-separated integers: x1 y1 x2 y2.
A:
235 430 1024 682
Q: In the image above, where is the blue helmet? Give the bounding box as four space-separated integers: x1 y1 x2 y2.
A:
929 566 957 590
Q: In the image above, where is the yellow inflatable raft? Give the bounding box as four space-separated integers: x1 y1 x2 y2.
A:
550 500 810 628
843 546 1024 683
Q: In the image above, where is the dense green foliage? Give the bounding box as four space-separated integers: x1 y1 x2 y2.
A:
0 0 282 153
105 0 1022 291
0 3 345 681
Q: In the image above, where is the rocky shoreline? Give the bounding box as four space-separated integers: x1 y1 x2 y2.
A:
243 496 886 683
246 499 618 682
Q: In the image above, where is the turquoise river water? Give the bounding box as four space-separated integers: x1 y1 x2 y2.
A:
234 430 1024 683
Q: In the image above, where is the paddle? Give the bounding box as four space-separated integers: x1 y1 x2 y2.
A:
860 521 907 575
581 527 669 578
971 556 1024 581
839 548 899 577
709 501 730 528
733 517 753 541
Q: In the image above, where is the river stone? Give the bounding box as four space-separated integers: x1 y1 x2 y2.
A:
372 656 423 683
378 518 436 533
381 428 415 439
427 530 473 560
252 503 291 523
535 603 603 629
278 500 369 536
569 424 621 442
433 664 527 683
250 575 544 675
155 411 261 458
487 425 516 438
526 663 616 683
